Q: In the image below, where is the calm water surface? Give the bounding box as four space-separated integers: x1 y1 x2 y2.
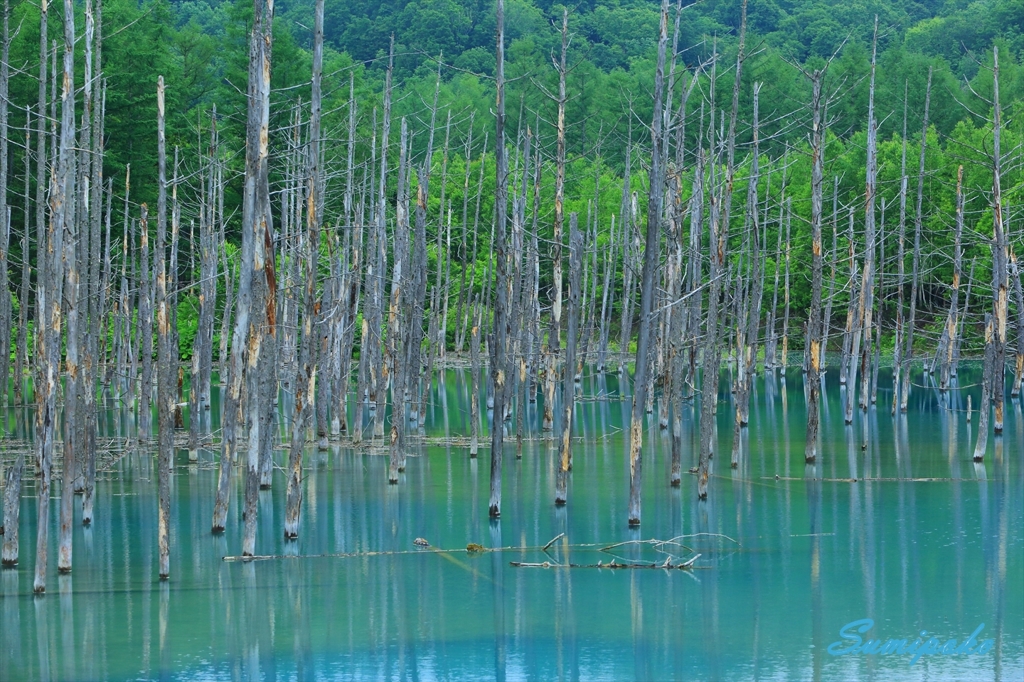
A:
1 364 1021 680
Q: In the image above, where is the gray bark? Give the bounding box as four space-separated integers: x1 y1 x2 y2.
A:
555 215 582 505
900 68 931 413
489 0 510 517
284 0 323 539
627 0 670 522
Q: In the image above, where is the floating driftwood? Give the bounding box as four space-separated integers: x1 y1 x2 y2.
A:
511 554 702 570
223 534 719 567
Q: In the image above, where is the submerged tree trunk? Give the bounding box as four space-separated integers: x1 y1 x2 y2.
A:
55 0 78 577
33 0 72 593
627 0 670 524
900 68 931 413
241 0 274 558
469 301 481 458
1011 249 1024 398
846 17 879 424
698 0 746 500
0 0 10 411
804 70 825 463
155 77 172 579
555 216 582 505
989 47 1007 435
973 316 994 462
937 166 964 392
284 0 323 539
489 0 510 517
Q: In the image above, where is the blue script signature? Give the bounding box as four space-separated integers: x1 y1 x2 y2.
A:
827 619 994 665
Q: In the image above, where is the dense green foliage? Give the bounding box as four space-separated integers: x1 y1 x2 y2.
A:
2 0 1022 353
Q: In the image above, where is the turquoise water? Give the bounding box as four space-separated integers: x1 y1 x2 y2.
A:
1 365 1021 680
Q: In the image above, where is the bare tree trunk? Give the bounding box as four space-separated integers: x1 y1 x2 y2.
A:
13 108 30 407
781 199 792 368
55 0 78 577
370 47 394 440
139 214 154 437
241 0 274 557
284 0 323 539
544 8 569 434
627 0 670 523
115 173 130 401
82 15 104 523
740 88 763 430
195 111 219 450
597 215 615 372
0 0 11 410
990 46 1007 434
33 0 70 593
936 166 964 392
973 316 994 461
846 17 879 423
731 83 761 468
489 0 510 517
954 261 974 379
766 192 784 371
698 1 746 500
454 122 474 354
155 77 173 578
407 166 430 443
212 14 262 537
684 135 707 400
900 68 931 413
2 114 26 553
618 152 636 377
892 97 908 415
387 120 411 484
804 69 826 462
1010 249 1024 398
469 300 481 457
555 216 582 505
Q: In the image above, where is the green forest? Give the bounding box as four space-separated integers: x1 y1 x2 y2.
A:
1 0 1022 357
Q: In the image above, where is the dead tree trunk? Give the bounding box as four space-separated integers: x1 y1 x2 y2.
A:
555 215 582 505
55 0 78 577
804 69 826 463
740 85 763 429
900 68 931 413
370 48 394 440
937 166 964 391
489 0 510 518
469 300 481 457
627 0 670 524
543 8 569 433
0 0 11 410
13 109 30 407
973 316 994 461
212 8 263 536
196 111 219 446
846 17 879 423
892 96 909 415
241 0 274 557
1010 250 1024 398
81 10 103 524
284 0 323 539
698 1 746 500
33 0 72 592
387 120 411 484
990 46 1007 434
155 77 173 579
781 200 792 368
454 122 474 354
731 83 761 468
